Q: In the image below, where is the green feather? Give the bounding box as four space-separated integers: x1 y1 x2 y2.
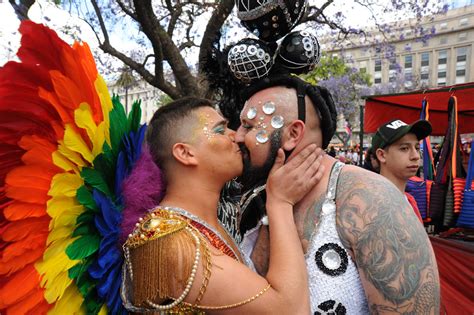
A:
128 99 142 132
81 167 111 196
76 185 98 212
76 211 94 226
109 96 128 155
72 223 97 237
83 286 103 315
66 234 101 260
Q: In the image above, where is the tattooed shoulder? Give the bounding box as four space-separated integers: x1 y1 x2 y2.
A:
334 166 440 313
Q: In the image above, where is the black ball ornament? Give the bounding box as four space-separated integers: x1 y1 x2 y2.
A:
276 30 321 74
236 0 307 42
227 38 275 83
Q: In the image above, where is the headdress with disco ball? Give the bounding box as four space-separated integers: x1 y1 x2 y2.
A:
204 0 333 144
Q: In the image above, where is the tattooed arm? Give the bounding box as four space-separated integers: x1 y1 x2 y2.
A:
336 167 440 315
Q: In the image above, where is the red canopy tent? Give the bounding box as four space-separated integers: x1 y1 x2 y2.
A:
363 83 474 314
363 82 474 135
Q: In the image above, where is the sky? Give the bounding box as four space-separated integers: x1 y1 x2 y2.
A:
0 0 459 67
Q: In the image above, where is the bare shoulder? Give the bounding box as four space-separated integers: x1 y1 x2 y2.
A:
334 165 440 314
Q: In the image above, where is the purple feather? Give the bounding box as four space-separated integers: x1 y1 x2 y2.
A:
120 145 166 242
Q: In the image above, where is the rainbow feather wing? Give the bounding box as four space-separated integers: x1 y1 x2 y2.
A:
0 21 145 314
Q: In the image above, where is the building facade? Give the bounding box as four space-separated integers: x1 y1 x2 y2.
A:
107 79 163 124
324 5 474 89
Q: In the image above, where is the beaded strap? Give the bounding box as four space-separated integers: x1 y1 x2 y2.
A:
184 283 272 310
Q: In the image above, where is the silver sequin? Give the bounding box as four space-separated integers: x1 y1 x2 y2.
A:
256 130 269 143
262 101 276 115
322 250 342 270
271 115 284 129
246 107 257 120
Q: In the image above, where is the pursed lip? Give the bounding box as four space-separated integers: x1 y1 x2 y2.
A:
407 165 419 170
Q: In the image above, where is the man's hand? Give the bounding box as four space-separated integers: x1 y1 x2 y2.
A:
266 144 324 207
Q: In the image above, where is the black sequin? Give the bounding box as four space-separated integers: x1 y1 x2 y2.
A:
314 300 347 315
315 242 348 276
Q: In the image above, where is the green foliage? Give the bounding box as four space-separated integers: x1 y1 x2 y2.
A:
303 53 371 86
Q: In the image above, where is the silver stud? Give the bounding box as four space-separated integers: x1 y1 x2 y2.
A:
256 130 269 143
262 101 276 115
246 107 257 120
271 115 285 129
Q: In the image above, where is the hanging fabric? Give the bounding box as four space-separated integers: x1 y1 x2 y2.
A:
406 99 434 221
457 140 474 228
443 96 466 227
429 97 454 233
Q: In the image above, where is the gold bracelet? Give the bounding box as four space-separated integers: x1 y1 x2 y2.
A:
184 283 271 310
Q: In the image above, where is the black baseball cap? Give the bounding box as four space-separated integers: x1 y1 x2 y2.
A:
372 119 432 150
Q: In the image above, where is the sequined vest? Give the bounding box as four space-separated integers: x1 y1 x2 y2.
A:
306 162 369 314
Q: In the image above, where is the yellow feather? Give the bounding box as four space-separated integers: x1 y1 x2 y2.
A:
43 270 74 304
74 103 97 144
64 124 94 163
36 238 78 287
92 121 106 158
98 304 108 315
47 196 83 230
74 103 106 158
52 150 80 173
95 76 112 146
46 226 75 245
48 285 85 315
48 173 83 198
57 141 87 169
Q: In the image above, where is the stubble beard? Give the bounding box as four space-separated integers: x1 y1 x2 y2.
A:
238 129 282 190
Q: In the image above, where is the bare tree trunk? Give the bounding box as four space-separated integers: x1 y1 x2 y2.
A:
9 0 35 21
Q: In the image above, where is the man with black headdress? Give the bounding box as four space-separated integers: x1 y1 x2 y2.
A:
235 75 440 314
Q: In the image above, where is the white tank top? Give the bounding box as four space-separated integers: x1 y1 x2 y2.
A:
305 162 369 314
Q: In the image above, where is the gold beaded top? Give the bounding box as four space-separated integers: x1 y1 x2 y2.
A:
124 208 188 249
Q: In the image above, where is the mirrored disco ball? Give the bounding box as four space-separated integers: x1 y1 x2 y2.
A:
276 30 321 74
227 38 275 83
236 0 307 42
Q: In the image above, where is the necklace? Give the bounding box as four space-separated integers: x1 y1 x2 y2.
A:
160 206 243 262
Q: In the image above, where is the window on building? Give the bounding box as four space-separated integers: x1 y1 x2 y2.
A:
460 18 469 26
459 32 468 41
421 73 429 80
456 46 469 84
439 37 448 45
374 78 382 84
421 52 430 67
374 59 382 72
438 71 447 78
440 22 448 30
404 55 413 68
438 50 447 65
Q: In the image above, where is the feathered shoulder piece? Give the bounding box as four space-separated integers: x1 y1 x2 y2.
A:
0 21 148 314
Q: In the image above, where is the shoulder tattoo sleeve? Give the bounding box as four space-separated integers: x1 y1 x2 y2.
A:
335 170 440 314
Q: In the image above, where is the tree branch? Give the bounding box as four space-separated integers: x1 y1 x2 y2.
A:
116 0 138 21
9 0 34 21
198 0 234 92
134 0 199 97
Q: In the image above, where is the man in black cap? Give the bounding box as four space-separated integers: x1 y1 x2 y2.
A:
372 119 432 223
235 76 440 314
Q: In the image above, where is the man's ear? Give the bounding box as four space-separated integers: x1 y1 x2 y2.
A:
282 120 305 151
172 143 198 166
375 148 386 164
